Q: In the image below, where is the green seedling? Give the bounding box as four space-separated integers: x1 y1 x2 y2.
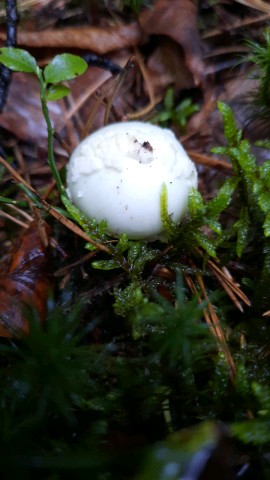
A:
152 87 199 131
0 47 87 195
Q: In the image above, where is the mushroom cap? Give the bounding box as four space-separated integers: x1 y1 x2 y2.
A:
66 121 197 240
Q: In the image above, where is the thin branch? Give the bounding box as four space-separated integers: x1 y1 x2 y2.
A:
0 0 18 112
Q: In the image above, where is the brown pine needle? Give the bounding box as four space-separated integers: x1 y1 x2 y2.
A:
208 259 251 308
126 95 162 120
195 248 251 310
0 210 29 228
104 57 136 125
187 150 233 173
185 269 236 382
133 46 155 106
202 13 270 39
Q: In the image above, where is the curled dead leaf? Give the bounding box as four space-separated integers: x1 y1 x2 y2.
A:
140 0 204 85
0 220 51 337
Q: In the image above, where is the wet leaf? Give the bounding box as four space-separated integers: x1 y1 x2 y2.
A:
46 84 70 101
259 160 270 189
235 207 250 258
0 221 51 337
217 101 242 147
263 211 270 237
44 54 87 84
232 140 256 175
0 47 37 73
92 259 120 270
207 177 239 217
192 231 217 257
188 188 206 218
258 192 270 213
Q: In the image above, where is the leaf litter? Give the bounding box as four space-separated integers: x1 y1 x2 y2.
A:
1 0 270 477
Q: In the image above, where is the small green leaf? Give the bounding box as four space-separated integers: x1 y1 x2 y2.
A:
61 194 109 240
231 140 256 175
188 188 205 219
92 259 120 270
160 183 178 236
46 84 70 101
211 146 230 156
263 212 270 237
116 233 130 254
205 218 222 235
217 101 241 146
252 178 264 196
152 111 171 123
193 231 216 257
0 47 37 73
259 160 270 189
207 177 239 216
235 207 249 257
44 54 87 84
258 192 270 213
164 87 174 111
256 139 270 149
127 242 142 263
174 98 199 128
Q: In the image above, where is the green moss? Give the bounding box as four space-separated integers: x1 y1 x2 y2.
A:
2 47 270 478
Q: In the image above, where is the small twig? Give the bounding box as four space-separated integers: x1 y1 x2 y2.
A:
82 53 122 75
0 0 18 112
187 150 233 173
54 250 98 277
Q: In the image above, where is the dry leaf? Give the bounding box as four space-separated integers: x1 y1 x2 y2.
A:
146 39 194 96
0 23 143 53
0 220 51 337
140 0 204 85
0 72 65 145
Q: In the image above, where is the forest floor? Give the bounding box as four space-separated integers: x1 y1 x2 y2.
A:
1 1 270 479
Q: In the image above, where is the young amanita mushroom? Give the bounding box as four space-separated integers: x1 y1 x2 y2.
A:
66 121 197 241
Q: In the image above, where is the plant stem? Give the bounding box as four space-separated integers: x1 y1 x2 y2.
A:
37 69 66 196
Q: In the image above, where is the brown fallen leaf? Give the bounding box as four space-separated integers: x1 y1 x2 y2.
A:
146 39 194 97
0 72 65 145
0 220 51 337
139 0 204 85
0 23 143 53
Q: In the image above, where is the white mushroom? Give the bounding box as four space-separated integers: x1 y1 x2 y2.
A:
66 121 197 241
